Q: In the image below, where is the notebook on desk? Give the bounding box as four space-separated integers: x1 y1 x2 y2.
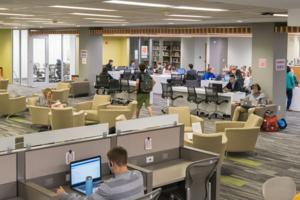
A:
70 156 102 195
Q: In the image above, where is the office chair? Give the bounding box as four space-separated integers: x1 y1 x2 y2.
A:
161 83 183 114
120 78 135 101
122 69 133 80
171 74 184 86
95 74 110 94
136 188 162 200
205 87 228 120
186 158 219 200
185 80 200 88
187 87 207 116
108 79 121 95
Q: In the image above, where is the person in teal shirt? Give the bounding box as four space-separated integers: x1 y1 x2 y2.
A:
286 66 295 111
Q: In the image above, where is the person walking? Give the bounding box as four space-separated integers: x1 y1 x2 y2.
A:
286 66 296 111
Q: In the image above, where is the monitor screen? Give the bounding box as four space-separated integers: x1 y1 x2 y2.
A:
70 156 101 187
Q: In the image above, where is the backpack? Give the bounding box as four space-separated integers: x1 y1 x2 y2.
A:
139 73 153 93
261 110 279 132
277 118 287 129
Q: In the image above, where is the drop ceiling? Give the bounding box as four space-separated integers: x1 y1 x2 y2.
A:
0 0 294 29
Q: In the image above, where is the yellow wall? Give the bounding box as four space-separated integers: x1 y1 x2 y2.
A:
0 29 12 82
103 37 129 67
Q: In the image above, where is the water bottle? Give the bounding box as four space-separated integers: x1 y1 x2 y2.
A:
85 176 93 196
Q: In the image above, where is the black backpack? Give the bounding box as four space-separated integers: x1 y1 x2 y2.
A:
139 73 153 93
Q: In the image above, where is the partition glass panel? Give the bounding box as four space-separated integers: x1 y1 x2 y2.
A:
21 30 28 84
63 35 76 81
48 35 62 83
12 30 20 84
33 37 47 83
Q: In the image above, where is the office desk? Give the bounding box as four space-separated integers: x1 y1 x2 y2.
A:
145 159 192 188
172 86 245 115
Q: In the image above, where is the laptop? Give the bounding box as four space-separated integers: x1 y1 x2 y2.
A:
70 156 102 195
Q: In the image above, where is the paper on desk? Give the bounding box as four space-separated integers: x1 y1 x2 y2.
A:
192 122 202 134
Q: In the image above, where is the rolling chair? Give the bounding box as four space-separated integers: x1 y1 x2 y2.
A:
161 83 183 114
205 87 228 120
122 69 133 80
185 158 219 200
95 74 110 94
135 188 162 200
120 78 135 101
185 80 200 88
108 79 121 95
187 87 207 116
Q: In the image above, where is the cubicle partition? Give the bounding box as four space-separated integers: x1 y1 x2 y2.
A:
0 153 17 200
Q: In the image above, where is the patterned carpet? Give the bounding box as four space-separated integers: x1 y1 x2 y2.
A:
1 85 300 199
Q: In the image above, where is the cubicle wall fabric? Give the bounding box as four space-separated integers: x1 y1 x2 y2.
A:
0 153 17 200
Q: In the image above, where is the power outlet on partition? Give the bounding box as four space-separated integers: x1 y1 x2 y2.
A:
146 156 154 163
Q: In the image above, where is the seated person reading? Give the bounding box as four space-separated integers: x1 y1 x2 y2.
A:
57 147 144 200
224 74 243 92
232 83 266 121
37 88 63 108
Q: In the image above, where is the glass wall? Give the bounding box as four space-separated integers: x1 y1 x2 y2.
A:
12 30 20 84
21 30 28 83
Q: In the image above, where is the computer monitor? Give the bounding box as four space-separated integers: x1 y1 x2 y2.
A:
70 156 102 187
212 83 223 93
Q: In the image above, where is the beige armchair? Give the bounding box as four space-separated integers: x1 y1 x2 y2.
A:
51 88 70 104
56 82 71 90
0 79 8 90
98 108 132 128
231 103 277 121
74 95 111 121
0 93 26 116
28 106 50 127
215 114 263 152
184 133 227 166
168 106 204 133
49 107 85 130
107 101 138 119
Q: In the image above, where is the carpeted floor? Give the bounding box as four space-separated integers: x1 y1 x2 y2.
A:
0 84 300 199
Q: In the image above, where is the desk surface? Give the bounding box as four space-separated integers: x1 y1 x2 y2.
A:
145 159 192 188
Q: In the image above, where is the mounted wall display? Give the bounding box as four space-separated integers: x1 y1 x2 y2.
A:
275 59 286 71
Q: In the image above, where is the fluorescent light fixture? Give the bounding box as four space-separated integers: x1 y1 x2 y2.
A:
70 12 122 18
84 18 126 21
168 14 211 18
273 13 288 17
0 13 34 16
104 0 171 8
236 20 243 23
49 5 115 12
174 6 227 12
0 8 8 10
93 21 128 24
164 18 202 22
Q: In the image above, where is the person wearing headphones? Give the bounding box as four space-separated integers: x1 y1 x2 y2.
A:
56 147 144 200
232 83 266 121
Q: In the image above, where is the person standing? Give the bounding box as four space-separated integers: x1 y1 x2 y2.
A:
136 63 155 118
286 66 296 111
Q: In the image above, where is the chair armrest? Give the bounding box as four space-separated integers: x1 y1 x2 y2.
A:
74 101 93 111
9 96 26 113
96 103 110 110
184 139 193 147
190 114 204 132
107 105 128 110
73 111 86 127
215 121 245 133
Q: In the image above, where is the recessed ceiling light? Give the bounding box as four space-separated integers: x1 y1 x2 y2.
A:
168 14 211 18
70 13 122 18
84 18 126 21
164 18 202 22
236 20 243 23
173 6 227 12
10 17 52 20
0 13 34 16
168 22 175 25
104 0 171 8
49 5 116 12
273 13 288 17
93 21 128 24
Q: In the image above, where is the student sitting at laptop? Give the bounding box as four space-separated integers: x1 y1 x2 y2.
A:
223 74 243 92
232 83 266 121
57 147 144 200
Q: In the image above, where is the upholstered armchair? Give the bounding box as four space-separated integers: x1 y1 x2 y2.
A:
56 82 71 90
51 88 70 104
107 101 138 119
0 93 26 117
98 108 132 128
28 105 50 127
74 95 111 121
184 133 227 166
215 114 263 152
49 107 85 130
168 106 204 133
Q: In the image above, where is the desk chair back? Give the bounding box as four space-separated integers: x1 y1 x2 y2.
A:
171 74 184 86
123 69 133 80
0 79 8 90
136 188 162 200
161 83 173 99
187 87 197 102
108 79 121 94
262 176 296 200
204 87 218 103
120 79 131 92
96 74 110 89
0 93 9 115
50 107 73 130
186 157 219 200
186 80 200 88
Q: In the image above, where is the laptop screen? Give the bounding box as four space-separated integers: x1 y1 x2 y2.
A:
70 156 101 187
